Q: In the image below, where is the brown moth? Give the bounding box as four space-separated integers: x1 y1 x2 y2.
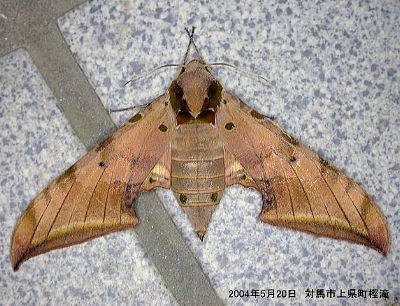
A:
10 29 390 270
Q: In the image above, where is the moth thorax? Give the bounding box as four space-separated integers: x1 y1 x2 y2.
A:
177 68 214 117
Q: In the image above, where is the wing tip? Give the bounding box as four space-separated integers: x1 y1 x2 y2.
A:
373 229 390 256
259 214 390 256
10 218 140 271
11 256 23 271
10 230 28 271
10 253 20 271
10 241 28 271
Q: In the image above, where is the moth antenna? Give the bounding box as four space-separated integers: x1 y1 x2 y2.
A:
183 27 206 64
206 62 268 82
182 27 195 66
191 36 206 64
109 105 146 113
124 64 184 86
182 27 213 77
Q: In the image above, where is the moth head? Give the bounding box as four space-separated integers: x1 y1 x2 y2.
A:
183 59 210 73
169 60 222 123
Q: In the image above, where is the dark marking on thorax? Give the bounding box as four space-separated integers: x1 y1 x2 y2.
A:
169 61 222 126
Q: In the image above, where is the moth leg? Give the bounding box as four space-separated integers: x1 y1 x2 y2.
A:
124 183 138 212
260 178 275 213
109 105 146 113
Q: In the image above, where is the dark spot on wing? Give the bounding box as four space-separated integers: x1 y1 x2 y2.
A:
98 161 105 168
240 174 246 180
211 193 218 202
225 122 235 130
158 124 168 132
129 113 142 123
250 109 264 119
55 164 77 184
319 157 329 167
95 135 114 152
319 156 340 174
290 156 297 163
149 177 155 184
281 133 299 146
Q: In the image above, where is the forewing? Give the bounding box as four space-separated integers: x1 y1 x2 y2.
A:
11 94 174 269
218 92 389 255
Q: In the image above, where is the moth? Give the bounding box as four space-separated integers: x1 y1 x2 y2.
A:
11 29 389 270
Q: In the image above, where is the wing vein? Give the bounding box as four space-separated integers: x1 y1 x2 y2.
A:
342 181 371 238
102 168 113 229
290 163 315 225
83 169 106 226
278 158 296 221
23 193 53 252
43 177 77 242
317 166 352 230
63 167 104 244
310 167 333 223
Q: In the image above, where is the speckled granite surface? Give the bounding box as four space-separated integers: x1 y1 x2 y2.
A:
1 0 399 305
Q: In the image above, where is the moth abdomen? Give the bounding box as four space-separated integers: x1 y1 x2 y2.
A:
171 124 225 206
171 123 225 238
